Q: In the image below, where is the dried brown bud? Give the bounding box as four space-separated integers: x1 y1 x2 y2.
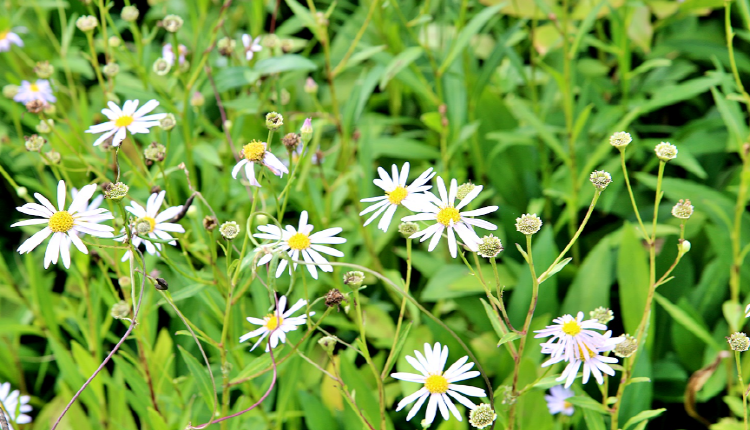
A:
203 215 218 231
150 185 162 194
154 277 169 290
325 288 345 309
26 100 46 113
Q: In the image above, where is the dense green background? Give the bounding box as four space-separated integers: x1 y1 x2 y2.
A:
1 0 750 429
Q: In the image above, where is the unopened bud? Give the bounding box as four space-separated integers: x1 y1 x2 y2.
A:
398 221 419 238
121 6 140 22
3 85 19 99
25 134 46 152
103 182 129 201
614 334 638 358
304 77 318 94
456 182 476 200
160 113 176 131
671 199 693 219
590 307 614 325
469 404 497 429
217 37 236 57
162 15 183 33
589 170 612 190
34 61 54 79
655 142 678 161
203 215 218 231
111 301 131 319
154 277 169 290
265 111 283 130
153 58 171 76
76 15 99 32
343 271 365 289
477 235 503 259
144 142 166 162
300 118 313 142
729 332 750 352
318 335 337 353
190 91 205 107
103 63 120 77
220 221 240 240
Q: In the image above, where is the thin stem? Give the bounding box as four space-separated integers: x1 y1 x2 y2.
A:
620 149 650 240
737 351 749 430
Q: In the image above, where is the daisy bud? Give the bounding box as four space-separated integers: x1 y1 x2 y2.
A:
221 362 233 376
265 111 283 130
318 335 337 354
43 150 61 165
190 91 205 107
153 58 171 76
515 213 542 235
102 62 119 77
3 84 19 99
614 334 638 358
186 206 198 218
108 36 121 48
154 277 169 290
655 142 678 161
300 118 313 142
315 11 328 26
343 271 365 289
304 77 318 94
203 215 218 231
263 34 279 49
469 404 497 429
255 214 269 225
26 100 46 114
671 199 693 219
111 301 131 319
282 133 301 151
589 170 612 190
144 142 166 162
121 6 140 22
36 119 54 134
162 14 184 33
217 37 236 57
456 182 476 200
118 276 131 287
24 134 46 152
44 104 56 115
103 182 129 201
16 187 28 198
728 332 750 352
34 61 54 79
223 120 232 131
609 131 632 148
420 419 430 429
678 239 691 256
76 15 99 32
160 113 176 131
477 234 503 259
219 221 240 240
325 288 345 308
398 221 419 238
590 306 614 325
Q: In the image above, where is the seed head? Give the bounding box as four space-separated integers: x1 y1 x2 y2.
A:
162 15 183 32
318 335 338 354
398 221 419 238
144 142 166 162
34 61 54 79
304 77 318 94
3 84 19 99
477 235 503 259
103 62 120 77
515 213 542 235
203 216 218 231
43 150 61 165
121 6 140 22
25 100 46 114
111 301 131 319
190 91 205 107
671 199 693 219
160 113 177 131
614 334 638 358
589 170 612 190
610 131 632 148
456 182 476 200
25 134 46 152
325 288 345 308
103 182 129 201
655 142 678 161
219 221 240 240
217 37 236 57
300 118 313 142
343 271 365 289
590 307 614 325
153 58 171 76
76 15 99 32
266 112 283 130
282 133 301 151
728 332 750 352
469 404 497 429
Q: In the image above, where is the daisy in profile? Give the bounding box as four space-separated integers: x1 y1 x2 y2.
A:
239 295 313 352
360 163 434 231
0 29 23 52
118 190 184 261
13 79 56 104
391 342 486 425
242 34 262 60
534 312 608 362
231 140 288 187
12 180 114 269
163 43 188 65
401 177 498 258
0 381 33 429
545 385 574 416
254 210 345 279
86 100 168 147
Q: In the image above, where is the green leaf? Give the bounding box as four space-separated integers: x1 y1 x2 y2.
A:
369 137 439 160
623 408 667 430
617 223 649 335
254 54 318 75
653 293 722 350
504 95 570 165
583 408 607 430
569 0 608 57
439 4 503 74
299 390 339 430
214 67 251 92
561 236 613 315
177 345 216 410
566 396 609 413
538 257 571 284
378 47 424 90
496 331 521 347
421 264 514 301
231 354 272 384
382 322 412 377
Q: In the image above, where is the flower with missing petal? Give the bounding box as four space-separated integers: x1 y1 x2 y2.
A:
242 34 262 60
239 295 314 352
117 191 184 261
86 100 168 147
13 79 56 104
12 180 114 269
360 163 435 231
545 385 574 416
0 382 33 430
401 177 498 258
391 342 487 425
232 140 289 187
254 210 346 279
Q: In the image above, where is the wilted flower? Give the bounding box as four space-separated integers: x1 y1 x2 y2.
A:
219 221 240 240
144 142 166 162
398 221 419 238
515 213 542 235
469 404 497 429
614 334 638 358
162 15 183 32
121 6 140 22
76 15 99 32
282 133 300 151
609 131 632 148
671 199 693 219
24 134 46 152
589 170 612 190
325 288 345 308
477 234 503 259
266 112 283 130
655 142 677 161
203 216 218 231
25 100 46 114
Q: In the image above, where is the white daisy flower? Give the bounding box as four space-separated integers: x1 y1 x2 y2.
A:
242 34 262 60
0 382 33 430
745 302 750 318
534 312 609 363
254 210 345 280
11 180 114 269
360 163 435 232
391 342 486 425
231 140 289 187
545 385 574 416
239 295 314 352
0 29 23 52
163 43 188 65
85 99 168 147
118 191 184 262
71 188 105 237
401 177 498 258
13 79 56 104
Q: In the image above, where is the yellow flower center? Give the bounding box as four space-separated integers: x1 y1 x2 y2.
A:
288 232 311 250
424 374 449 394
577 344 596 360
136 216 157 234
387 186 408 205
242 140 266 162
265 314 283 330
0 30 8 40
436 207 461 226
561 320 582 336
30 84 40 92
48 211 74 233
115 115 134 127
563 401 573 409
